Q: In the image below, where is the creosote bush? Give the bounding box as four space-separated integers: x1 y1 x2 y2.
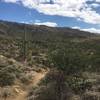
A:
0 71 15 87
48 47 90 75
46 46 94 95
20 74 32 85
67 76 92 94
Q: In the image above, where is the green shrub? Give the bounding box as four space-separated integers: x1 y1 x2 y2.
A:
67 76 92 94
47 47 88 75
2 65 22 78
82 92 100 100
0 71 15 87
28 83 73 100
1 87 12 100
20 74 32 85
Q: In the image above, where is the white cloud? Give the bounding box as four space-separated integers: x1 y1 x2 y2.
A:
2 0 19 3
90 3 100 8
82 28 100 33
96 0 100 3
72 26 81 29
34 21 57 27
72 26 100 33
2 0 100 24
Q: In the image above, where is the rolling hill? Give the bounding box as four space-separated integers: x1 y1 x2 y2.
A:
0 20 100 100
0 20 98 41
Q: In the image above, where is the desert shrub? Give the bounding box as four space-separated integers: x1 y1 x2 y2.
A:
0 87 12 99
41 69 92 95
31 69 73 100
0 70 15 87
40 69 62 85
0 64 22 79
67 76 92 94
20 74 32 85
28 82 73 100
82 92 100 100
32 49 39 56
47 46 88 75
45 46 91 96
0 55 23 83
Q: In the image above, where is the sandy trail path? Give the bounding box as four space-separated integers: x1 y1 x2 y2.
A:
13 70 48 100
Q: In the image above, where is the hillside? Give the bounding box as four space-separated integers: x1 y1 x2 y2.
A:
0 20 98 40
0 20 100 100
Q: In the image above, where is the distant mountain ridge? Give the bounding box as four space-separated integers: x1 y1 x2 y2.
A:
0 20 99 41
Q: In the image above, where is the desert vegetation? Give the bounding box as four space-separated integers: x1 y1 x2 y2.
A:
0 20 100 100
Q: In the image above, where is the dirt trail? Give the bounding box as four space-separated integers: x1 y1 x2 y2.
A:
14 91 27 100
32 71 47 86
12 70 48 100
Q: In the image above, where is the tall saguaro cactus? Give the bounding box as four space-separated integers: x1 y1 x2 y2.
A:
23 24 27 61
20 23 27 62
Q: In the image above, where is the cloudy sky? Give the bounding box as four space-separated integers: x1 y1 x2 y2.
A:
0 0 100 33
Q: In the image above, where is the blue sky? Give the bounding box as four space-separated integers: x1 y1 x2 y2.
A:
0 0 100 33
